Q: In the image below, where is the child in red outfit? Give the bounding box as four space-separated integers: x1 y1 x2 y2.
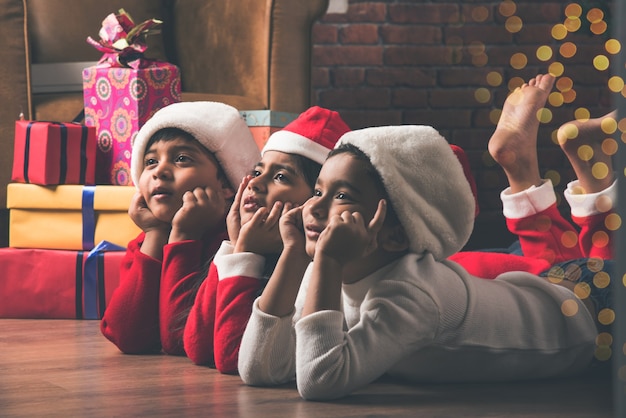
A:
100 101 261 355
449 74 615 280
183 106 351 373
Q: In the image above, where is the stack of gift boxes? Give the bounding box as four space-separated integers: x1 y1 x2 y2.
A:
0 10 297 321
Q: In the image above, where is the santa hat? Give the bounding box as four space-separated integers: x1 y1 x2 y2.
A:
335 125 475 260
262 106 350 164
131 101 261 188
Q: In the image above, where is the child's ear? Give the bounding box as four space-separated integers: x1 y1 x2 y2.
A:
221 180 236 200
380 224 410 252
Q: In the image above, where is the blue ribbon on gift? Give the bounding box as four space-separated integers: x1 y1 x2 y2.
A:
82 186 96 250
82 240 126 319
22 121 90 184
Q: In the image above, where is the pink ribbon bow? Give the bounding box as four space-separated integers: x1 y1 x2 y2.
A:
86 8 162 69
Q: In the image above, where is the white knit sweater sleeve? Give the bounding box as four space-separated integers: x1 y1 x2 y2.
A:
237 298 297 385
238 264 312 385
293 269 441 401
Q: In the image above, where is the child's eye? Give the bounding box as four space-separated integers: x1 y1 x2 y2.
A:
313 189 322 197
144 158 157 167
176 154 192 163
335 192 348 200
274 173 289 183
251 169 262 177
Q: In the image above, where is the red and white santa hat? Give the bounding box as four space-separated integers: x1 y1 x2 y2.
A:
336 125 475 260
131 101 260 188
262 106 350 164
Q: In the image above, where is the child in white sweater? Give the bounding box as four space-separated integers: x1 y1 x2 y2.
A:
237 124 599 400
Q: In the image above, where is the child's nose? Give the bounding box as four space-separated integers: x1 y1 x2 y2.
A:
152 162 172 179
248 175 267 192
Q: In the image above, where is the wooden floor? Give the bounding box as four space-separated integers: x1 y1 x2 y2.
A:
0 319 614 417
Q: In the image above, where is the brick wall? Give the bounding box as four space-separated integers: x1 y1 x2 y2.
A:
311 0 614 250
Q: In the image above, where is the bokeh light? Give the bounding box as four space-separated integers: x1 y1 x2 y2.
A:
505 16 523 33
507 76 525 90
564 3 582 18
559 42 577 58
561 299 579 316
590 21 608 36
536 107 552 123
574 107 591 121
468 41 485 56
551 23 568 40
564 16 582 32
562 89 577 103
486 72 503 87
593 55 610 71
586 7 604 23
548 92 564 107
577 144 594 161
594 274 612 296
602 137 618 156
601 116 617 134
489 109 502 125
472 54 489 67
545 169 561 186
474 88 491 103
536 45 553 61
560 230 578 248
598 308 615 326
498 0 516 17
471 6 490 22
605 39 621 54
510 52 527 69
605 213 621 231
548 62 565 77
608 76 625 93
591 162 610 180
556 77 573 92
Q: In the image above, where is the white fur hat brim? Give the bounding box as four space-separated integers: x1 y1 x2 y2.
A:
131 101 261 188
336 125 475 259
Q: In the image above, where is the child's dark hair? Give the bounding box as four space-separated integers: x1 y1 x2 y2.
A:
288 153 322 190
327 143 400 225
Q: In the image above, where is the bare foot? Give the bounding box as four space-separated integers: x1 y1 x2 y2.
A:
557 110 617 194
488 74 555 193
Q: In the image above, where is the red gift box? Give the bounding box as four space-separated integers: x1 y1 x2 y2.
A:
11 120 97 185
0 242 124 319
82 62 181 185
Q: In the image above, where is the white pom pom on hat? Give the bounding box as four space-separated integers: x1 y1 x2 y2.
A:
262 106 351 164
335 125 475 260
131 101 261 188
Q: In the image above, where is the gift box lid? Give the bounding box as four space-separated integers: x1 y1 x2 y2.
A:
7 184 135 211
239 110 297 127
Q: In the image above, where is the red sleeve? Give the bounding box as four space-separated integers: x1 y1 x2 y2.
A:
213 275 264 374
159 239 208 355
448 251 551 279
572 212 613 260
100 233 163 354
507 203 582 265
183 262 219 366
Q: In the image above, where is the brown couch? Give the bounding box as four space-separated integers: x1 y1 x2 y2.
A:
0 0 328 246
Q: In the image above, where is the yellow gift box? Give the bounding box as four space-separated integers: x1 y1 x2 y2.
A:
7 183 140 250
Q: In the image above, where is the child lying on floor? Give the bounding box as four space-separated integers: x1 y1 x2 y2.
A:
237 124 599 400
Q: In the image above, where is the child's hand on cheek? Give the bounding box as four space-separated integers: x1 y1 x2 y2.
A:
170 186 226 242
317 199 387 264
129 192 170 233
235 201 284 254
227 175 252 244
279 204 306 254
